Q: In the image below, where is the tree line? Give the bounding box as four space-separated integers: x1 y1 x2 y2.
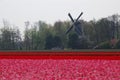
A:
0 14 120 50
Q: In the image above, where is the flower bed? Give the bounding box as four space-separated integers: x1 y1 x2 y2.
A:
0 59 120 80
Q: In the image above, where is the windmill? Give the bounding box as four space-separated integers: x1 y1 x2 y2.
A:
66 12 84 37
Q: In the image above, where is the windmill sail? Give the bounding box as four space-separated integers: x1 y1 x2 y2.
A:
65 25 74 34
76 12 83 21
68 13 74 22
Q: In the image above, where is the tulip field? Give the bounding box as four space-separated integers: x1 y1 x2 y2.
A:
0 59 120 80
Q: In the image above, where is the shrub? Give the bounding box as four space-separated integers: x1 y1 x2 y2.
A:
114 39 120 49
94 41 112 49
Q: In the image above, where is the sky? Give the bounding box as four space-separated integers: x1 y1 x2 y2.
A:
0 0 120 33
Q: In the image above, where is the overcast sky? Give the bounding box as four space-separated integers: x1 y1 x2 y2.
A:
0 0 120 33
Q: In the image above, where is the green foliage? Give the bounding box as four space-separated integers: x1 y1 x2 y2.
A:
0 14 120 50
94 41 112 49
114 40 120 49
52 36 63 48
0 27 21 50
67 33 90 49
45 35 63 50
44 34 54 49
67 33 79 49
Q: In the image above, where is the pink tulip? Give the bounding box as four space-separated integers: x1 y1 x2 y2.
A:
0 59 120 79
